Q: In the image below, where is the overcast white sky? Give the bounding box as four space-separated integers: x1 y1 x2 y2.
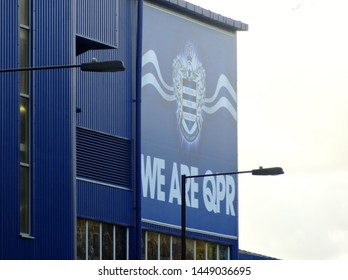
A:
187 0 348 259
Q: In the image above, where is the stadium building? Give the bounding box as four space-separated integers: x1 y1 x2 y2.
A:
0 0 276 260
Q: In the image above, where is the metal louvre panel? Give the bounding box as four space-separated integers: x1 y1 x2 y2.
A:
76 127 131 187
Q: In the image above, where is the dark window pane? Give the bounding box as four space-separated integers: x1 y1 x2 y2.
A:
186 239 194 260
88 221 100 260
219 244 229 260
20 29 29 95
142 230 146 260
147 231 158 260
172 236 181 260
77 219 86 260
20 166 29 233
20 97 29 163
102 223 114 260
115 225 127 260
160 233 170 260
196 240 206 260
207 242 217 260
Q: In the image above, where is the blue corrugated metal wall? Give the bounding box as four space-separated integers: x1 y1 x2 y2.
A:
77 0 118 47
76 0 135 138
0 0 76 259
77 180 133 226
76 0 137 259
30 0 76 259
0 0 21 259
1 0 137 259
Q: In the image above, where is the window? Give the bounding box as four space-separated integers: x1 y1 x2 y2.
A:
160 233 170 260
102 223 113 260
88 220 100 260
196 240 206 260
218 244 229 260
172 236 182 260
19 0 31 235
77 219 128 260
147 232 158 260
186 239 195 260
142 230 231 260
207 242 217 260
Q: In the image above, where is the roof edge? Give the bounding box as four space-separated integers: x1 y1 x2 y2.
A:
145 0 248 32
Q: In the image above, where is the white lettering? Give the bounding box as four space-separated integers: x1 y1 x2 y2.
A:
169 162 181 204
190 166 199 209
156 158 165 201
225 175 236 216
141 154 156 199
141 155 165 201
141 154 235 216
216 175 225 214
203 171 217 213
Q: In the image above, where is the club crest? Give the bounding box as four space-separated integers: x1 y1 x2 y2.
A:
173 43 206 143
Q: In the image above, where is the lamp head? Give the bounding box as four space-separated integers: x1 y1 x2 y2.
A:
251 167 284 176
80 60 125 72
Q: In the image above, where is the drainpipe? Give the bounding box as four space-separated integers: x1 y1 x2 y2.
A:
135 0 143 260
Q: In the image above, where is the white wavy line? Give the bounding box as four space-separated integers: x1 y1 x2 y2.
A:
142 73 176 102
142 50 173 91
205 74 237 104
203 97 237 120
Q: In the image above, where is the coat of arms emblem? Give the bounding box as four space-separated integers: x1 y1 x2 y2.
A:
173 43 206 143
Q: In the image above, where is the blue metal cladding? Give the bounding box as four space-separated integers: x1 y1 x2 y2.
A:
1 0 137 259
0 0 20 260
239 250 278 260
77 0 118 47
77 180 133 226
75 0 138 258
1 0 76 259
30 0 76 259
76 0 135 138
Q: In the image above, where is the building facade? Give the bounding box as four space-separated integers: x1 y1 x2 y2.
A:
0 0 274 260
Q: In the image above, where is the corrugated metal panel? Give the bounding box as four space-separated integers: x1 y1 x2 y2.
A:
75 0 137 258
76 127 132 187
76 0 118 47
1 0 137 259
0 0 20 260
30 0 76 259
77 180 133 226
76 0 135 138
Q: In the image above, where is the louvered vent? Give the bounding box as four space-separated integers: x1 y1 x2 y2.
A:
76 127 131 187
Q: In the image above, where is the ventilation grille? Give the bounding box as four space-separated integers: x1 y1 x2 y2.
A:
76 127 131 187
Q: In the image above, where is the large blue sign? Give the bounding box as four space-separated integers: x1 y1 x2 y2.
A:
141 4 238 238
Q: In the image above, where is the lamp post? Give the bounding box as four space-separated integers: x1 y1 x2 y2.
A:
0 60 125 73
181 166 284 260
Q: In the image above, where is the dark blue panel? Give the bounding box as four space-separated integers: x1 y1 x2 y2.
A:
77 0 119 47
77 180 133 226
0 0 20 260
239 250 278 260
1 0 76 259
30 0 76 259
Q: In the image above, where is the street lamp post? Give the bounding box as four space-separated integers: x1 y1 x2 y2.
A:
0 60 125 73
181 166 284 260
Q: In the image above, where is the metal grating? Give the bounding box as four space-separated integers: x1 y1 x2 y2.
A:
76 126 132 187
